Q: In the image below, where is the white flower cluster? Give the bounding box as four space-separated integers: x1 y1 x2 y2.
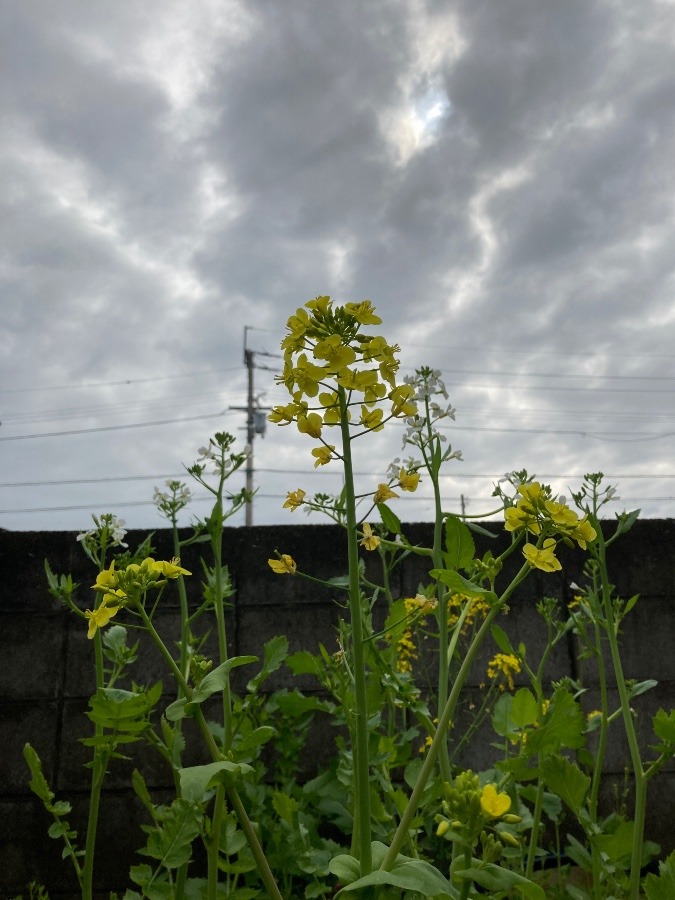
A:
386 456 419 480
400 368 461 461
153 480 192 511
77 514 128 549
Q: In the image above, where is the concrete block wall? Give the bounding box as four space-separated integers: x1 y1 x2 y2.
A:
1 520 674 897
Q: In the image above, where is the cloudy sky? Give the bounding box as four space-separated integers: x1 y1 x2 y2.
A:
2 0 675 535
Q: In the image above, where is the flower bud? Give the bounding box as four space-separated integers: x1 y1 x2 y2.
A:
498 830 520 848
436 820 450 838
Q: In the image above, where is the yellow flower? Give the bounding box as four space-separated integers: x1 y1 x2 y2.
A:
398 469 420 492
85 591 123 639
360 523 380 551
268 555 297 575
297 412 323 439
285 307 310 340
151 557 192 578
293 354 326 398
283 489 306 511
360 405 384 432
311 445 335 467
344 300 382 325
314 335 356 372
522 538 562 572
373 483 399 504
268 403 298 425
517 481 544 506
319 390 341 425
92 561 119 592
480 784 512 819
336 367 379 393
305 295 332 315
569 516 597 549
389 384 417 418
504 505 539 534
544 500 579 529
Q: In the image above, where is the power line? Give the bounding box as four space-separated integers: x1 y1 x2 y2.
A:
0 367 243 394
0 412 232 441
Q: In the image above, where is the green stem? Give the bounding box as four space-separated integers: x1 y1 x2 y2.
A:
81 604 107 900
525 778 545 879
381 561 531 870
592 519 646 900
136 601 283 900
430 446 452 784
211 498 233 750
207 784 226 900
338 386 372 875
589 617 608 823
173 520 190 900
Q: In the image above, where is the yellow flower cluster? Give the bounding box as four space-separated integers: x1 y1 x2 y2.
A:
486 652 521 692
504 481 596 571
447 593 491 634
393 595 435 674
85 557 191 639
269 297 417 455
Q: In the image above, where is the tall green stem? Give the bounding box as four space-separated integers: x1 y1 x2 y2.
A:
382 562 531 870
593 523 646 900
430 456 452 783
338 386 372 875
136 601 283 900
81 625 106 900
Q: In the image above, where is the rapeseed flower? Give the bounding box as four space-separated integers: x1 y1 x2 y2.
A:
283 489 306 511
397 468 420 492
522 538 562 572
480 784 512 819
487 652 521 692
360 523 380 551
268 555 297 575
373 483 399 504
311 445 335 467
85 591 123 639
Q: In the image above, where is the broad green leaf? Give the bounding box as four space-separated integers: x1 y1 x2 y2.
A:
453 863 545 899
331 842 456 897
285 650 320 676
511 688 539 729
644 850 675 900
653 708 675 743
540 755 590 815
192 656 257 703
247 636 288 693
272 790 300 824
492 693 517 738
525 685 585 756
444 514 475 570
143 799 201 869
429 568 497 604
179 760 253 803
377 502 401 536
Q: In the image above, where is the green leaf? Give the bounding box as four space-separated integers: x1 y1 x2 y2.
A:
429 568 497 604
192 656 257 703
179 761 253 803
247 636 288 693
525 685 585 756
377 502 401 536
444 514 475 570
628 678 658 699
511 689 539 729
132 769 156 819
540 755 590 815
285 650 320 676
331 842 457 896
453 862 545 899
644 850 675 900
23 743 54 805
272 790 300 824
653 708 675 744
166 656 257 720
142 799 201 869
491 624 516 656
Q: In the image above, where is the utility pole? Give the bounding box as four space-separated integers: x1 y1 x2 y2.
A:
460 494 468 519
230 327 274 526
244 343 255 525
